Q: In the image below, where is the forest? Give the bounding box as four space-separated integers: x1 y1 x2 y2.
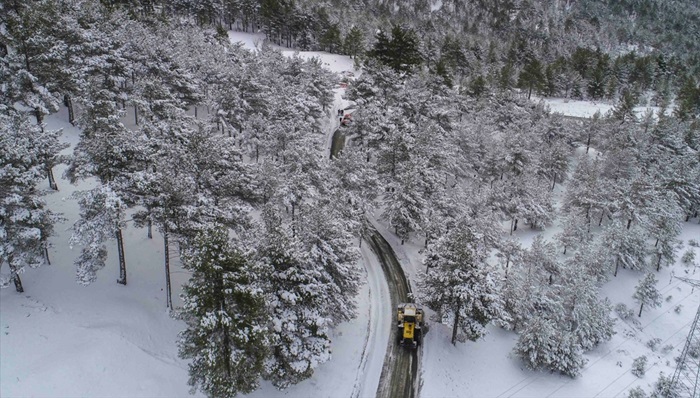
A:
1 0 699 397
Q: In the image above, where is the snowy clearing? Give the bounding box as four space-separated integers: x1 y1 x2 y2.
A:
537 96 662 119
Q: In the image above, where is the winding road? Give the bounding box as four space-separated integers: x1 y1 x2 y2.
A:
331 123 421 398
366 228 420 398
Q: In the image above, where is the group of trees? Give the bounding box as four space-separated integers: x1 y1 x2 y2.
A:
103 0 700 112
1 0 369 394
344 44 699 375
0 0 68 292
3 0 700 393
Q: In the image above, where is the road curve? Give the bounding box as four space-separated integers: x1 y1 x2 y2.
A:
330 112 421 398
365 227 420 398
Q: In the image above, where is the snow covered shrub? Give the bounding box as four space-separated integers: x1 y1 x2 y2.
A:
665 295 673 302
689 239 699 248
615 303 636 320
661 345 674 354
681 249 696 265
651 372 679 398
631 356 647 377
674 304 683 314
627 386 648 398
690 340 700 359
646 338 662 351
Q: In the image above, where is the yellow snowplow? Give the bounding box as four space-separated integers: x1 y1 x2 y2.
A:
397 303 424 348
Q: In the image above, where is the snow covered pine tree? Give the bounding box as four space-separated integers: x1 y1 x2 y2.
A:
420 221 504 345
178 227 268 397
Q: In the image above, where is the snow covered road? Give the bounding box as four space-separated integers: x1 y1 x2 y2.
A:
350 241 391 398
366 227 421 398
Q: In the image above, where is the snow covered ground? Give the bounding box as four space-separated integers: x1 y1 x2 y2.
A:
537 96 662 119
1 29 698 398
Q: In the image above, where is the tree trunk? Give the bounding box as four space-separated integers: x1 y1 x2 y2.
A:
513 219 518 232
563 245 567 255
44 244 51 265
9 261 24 293
451 301 461 346
586 206 591 233
222 324 232 378
164 230 173 310
34 108 44 126
67 95 75 125
63 94 76 125
638 302 644 317
551 177 556 191
510 218 515 235
614 259 619 277
586 133 591 153
47 167 58 190
147 219 153 239
134 106 138 126
116 228 127 285
657 253 662 272
627 218 632 230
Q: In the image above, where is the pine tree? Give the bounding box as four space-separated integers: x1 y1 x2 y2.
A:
674 75 699 121
70 185 128 285
518 58 545 99
515 314 587 377
601 220 649 277
368 25 422 75
558 264 615 351
514 256 614 377
420 222 505 345
297 202 362 324
523 235 559 285
178 227 268 397
555 213 590 255
633 272 662 317
0 110 60 292
495 238 522 280
257 211 333 389
343 26 365 58
1 0 61 124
